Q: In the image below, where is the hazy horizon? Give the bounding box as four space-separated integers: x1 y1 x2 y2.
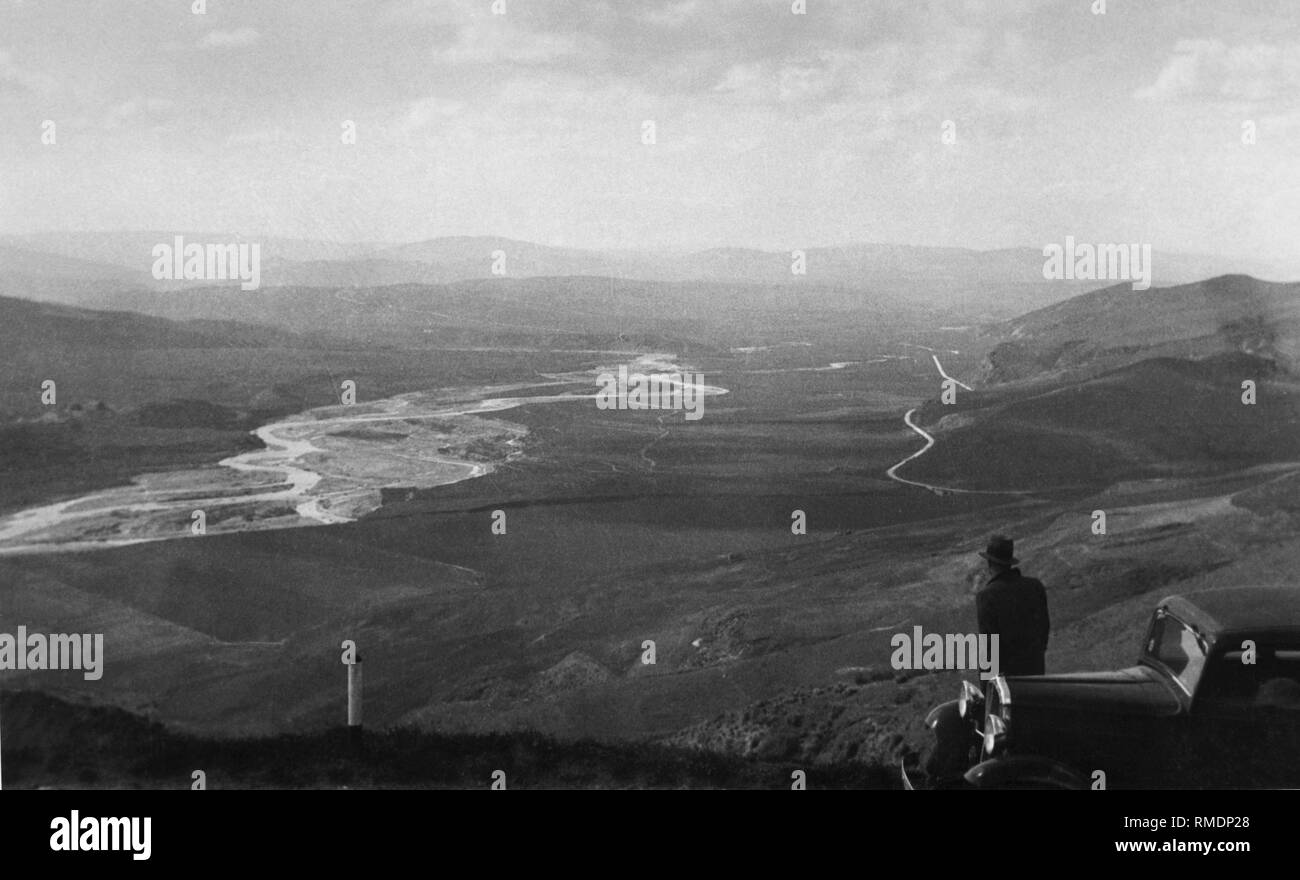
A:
0 228 1290 266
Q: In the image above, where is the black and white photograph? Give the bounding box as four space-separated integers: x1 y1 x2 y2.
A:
0 0 1297 851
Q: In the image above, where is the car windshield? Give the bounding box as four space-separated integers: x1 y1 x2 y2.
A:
1147 613 1208 694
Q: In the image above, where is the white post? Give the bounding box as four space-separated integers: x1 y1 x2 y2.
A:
347 657 363 746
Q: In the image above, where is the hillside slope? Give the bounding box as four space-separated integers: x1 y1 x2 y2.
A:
908 353 1299 491
0 690 892 789
978 275 1300 385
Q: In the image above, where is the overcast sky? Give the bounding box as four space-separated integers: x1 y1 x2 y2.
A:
0 0 1297 268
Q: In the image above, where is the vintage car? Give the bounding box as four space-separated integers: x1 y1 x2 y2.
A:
906 586 1300 789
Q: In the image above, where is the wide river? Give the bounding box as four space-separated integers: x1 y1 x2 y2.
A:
0 354 729 555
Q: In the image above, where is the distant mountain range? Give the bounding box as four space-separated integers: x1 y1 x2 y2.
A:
5 235 1293 376
2 232 1292 319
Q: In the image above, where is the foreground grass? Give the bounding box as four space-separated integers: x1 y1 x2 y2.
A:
1 691 896 790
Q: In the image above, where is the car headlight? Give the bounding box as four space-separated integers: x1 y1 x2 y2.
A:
983 714 1007 757
992 676 1012 724
958 679 984 719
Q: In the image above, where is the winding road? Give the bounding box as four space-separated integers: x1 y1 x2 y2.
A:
884 407 946 492
931 354 972 391
884 354 1036 497
884 353 965 494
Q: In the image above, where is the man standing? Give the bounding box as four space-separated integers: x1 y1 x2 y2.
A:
975 535 1050 677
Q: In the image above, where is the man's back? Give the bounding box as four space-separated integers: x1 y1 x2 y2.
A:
976 568 1049 676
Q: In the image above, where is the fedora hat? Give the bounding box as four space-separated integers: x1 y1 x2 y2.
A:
979 534 1019 566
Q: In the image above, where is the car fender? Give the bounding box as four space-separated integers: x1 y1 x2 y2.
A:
925 699 963 730
963 754 1089 790
922 699 980 788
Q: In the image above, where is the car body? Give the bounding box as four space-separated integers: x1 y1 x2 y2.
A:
907 586 1300 789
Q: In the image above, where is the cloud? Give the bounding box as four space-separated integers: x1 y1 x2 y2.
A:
641 1 700 28
389 95 466 135
1136 40 1300 102
0 47 58 96
713 62 763 94
222 127 294 148
376 0 477 26
713 56 849 104
434 22 595 65
104 96 176 130
1135 39 1221 101
198 28 262 49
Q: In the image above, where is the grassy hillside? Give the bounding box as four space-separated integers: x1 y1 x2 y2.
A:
909 353 1300 491
0 690 893 789
979 275 1300 384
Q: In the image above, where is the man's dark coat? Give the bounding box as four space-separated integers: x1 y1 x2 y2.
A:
976 567 1050 676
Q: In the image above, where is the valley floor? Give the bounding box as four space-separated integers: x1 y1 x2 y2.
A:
3 341 1299 788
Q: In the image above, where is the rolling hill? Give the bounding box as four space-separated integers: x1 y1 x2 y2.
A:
61 276 908 349
0 294 298 354
979 275 1300 385
909 353 1300 491
903 275 1300 494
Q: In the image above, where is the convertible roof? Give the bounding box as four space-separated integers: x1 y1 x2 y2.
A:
1159 586 1300 637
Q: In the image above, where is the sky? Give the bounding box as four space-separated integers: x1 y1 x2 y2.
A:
0 0 1297 270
